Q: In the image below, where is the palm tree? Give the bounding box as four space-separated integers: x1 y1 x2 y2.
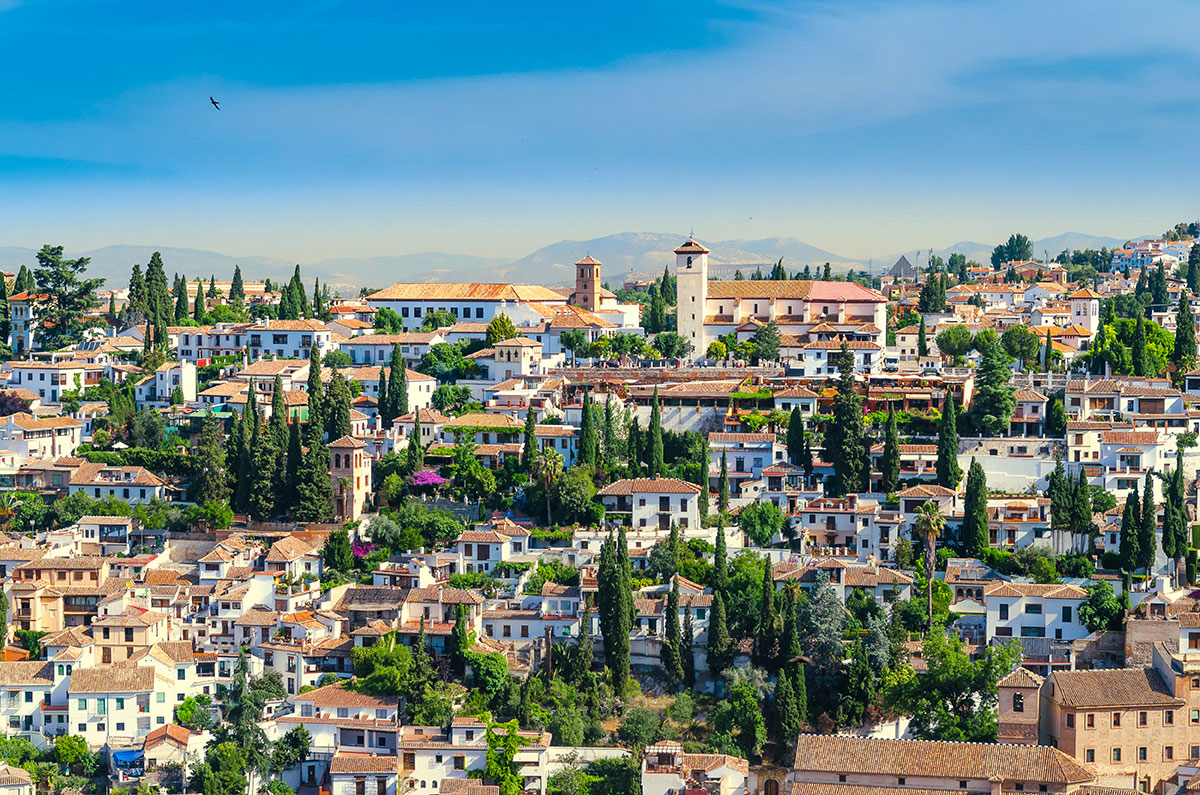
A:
532 448 564 526
913 500 946 623
0 492 15 534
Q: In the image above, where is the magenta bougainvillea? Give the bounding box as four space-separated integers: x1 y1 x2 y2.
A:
412 470 446 488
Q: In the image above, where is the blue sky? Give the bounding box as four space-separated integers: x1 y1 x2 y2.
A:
2 0 1200 261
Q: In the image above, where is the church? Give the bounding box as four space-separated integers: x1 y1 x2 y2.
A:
674 238 888 372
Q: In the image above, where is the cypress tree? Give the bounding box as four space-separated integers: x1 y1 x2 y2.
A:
718 453 729 512
786 407 804 465
0 274 11 343
917 315 928 357
754 558 777 669
706 590 732 678
1133 315 1148 377
1174 291 1197 381
326 369 352 441
522 410 537 470
234 390 258 512
387 344 408 418
578 390 598 467
1072 469 1092 552
247 417 279 521
775 667 800 749
174 274 189 322
627 417 642 478
377 367 390 424
962 458 989 557
208 274 218 299
127 263 146 321
312 278 327 321
799 416 813 483
1119 488 1141 573
406 415 425 474
1189 245 1200 294
191 415 229 504
662 579 683 691
294 422 333 521
682 608 695 690
880 404 900 494
778 586 801 671
230 265 246 313
936 397 962 488
602 397 617 469
285 418 303 511
193 279 205 321
713 519 728 597
1140 473 1157 578
794 658 809 726
648 387 663 478
827 342 867 495
306 347 324 432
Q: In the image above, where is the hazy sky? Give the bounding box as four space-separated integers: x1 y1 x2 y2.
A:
2 0 1199 262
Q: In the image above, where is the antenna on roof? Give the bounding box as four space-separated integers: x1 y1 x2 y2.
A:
689 225 694 240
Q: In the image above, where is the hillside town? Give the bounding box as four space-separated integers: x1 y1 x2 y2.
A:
0 229 1199 795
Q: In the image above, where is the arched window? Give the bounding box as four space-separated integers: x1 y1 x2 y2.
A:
1013 693 1025 713
765 780 780 795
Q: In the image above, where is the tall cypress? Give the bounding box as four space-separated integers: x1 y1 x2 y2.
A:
377 367 390 424
962 458 989 556
406 415 425 474
682 608 695 690
0 272 10 345
522 410 537 470
826 342 866 495
1140 474 1157 578
718 453 730 513
173 274 189 322
786 407 804 465
294 422 333 522
706 590 732 678
917 315 928 357
602 397 617 469
648 387 664 478
234 389 258 512
662 579 683 691
306 347 324 432
578 390 598 467
1119 489 1141 573
1173 291 1197 381
230 265 246 314
284 418 303 512
936 397 962 488
880 404 900 494
627 417 642 478
775 667 800 749
326 369 353 441
753 558 777 670
387 344 408 419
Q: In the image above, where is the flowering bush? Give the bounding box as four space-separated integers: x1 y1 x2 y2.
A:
351 539 375 558
412 470 446 488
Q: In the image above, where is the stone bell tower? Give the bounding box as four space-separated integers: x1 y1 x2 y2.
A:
571 255 602 312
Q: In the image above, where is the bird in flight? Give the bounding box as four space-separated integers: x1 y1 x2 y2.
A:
210 96 220 110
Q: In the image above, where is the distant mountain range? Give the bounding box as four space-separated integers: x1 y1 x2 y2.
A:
0 230 1142 293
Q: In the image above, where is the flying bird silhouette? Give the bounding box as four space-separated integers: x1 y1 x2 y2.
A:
210 96 220 110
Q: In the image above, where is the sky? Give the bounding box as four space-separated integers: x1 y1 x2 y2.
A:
2 0 1200 263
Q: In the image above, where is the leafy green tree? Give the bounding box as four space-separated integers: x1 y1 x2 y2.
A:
962 459 989 557
32 245 104 350
752 321 781 363
1045 394 1067 437
826 343 867 495
935 324 972 364
884 626 1021 741
1000 324 1041 363
486 313 518 345
1078 581 1123 632
189 742 248 795
970 344 1016 435
176 696 215 730
739 499 785 547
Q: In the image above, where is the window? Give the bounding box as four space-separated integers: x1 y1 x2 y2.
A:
1112 712 1121 727
1061 606 1072 623
1138 747 1147 761
1025 603 1042 614
1191 745 1198 759
898 780 905 787
838 777 846 784
1192 709 1199 725
959 783 967 790
999 604 1009 620
115 698 124 710
77 724 85 732
1166 746 1174 760
1086 749 1095 763
1013 693 1024 713
453 756 465 771
1086 713 1095 729
1112 748 1121 762
78 699 86 710
116 722 125 732
1166 710 1175 725
1066 713 1075 728
23 692 30 703
1138 711 1147 726
157 692 165 703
